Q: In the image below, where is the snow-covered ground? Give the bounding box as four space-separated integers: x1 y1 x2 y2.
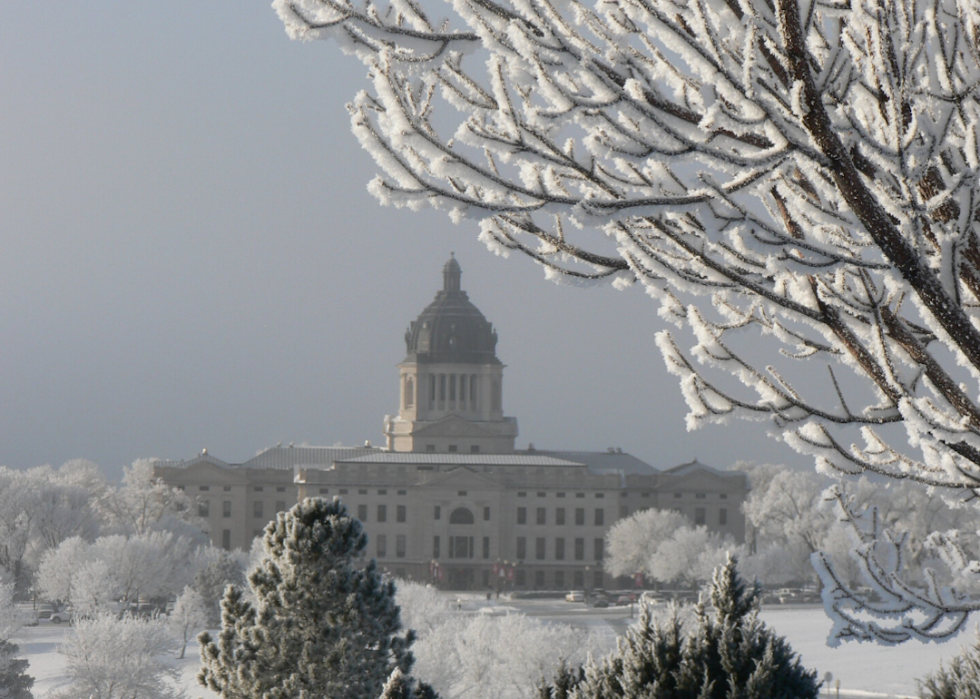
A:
14 604 973 699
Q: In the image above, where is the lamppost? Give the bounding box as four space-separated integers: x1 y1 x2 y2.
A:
585 565 591 604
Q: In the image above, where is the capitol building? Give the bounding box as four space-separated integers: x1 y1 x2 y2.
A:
155 257 748 591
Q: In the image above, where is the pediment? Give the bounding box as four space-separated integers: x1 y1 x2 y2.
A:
169 459 245 483
411 414 495 438
664 469 746 493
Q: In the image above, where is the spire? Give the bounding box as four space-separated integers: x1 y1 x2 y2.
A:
443 253 462 292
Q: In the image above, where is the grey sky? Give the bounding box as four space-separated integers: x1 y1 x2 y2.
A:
0 1 806 480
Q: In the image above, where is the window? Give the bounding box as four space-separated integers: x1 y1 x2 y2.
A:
696 493 706 499
595 493 605 499
253 501 264 518
450 508 474 524
199 486 210 491
641 492 650 498
483 536 490 559
517 537 527 559
277 486 286 492
536 537 546 560
358 489 368 495
574 571 584 588
426 444 436 452
319 488 329 494
222 530 231 550
457 491 467 496
535 570 545 588
594 509 604 526
557 492 566 498
378 489 387 495
398 490 407 495
555 537 565 560
448 445 458 452
556 508 566 525
198 501 209 518
450 536 474 559
518 492 527 497
720 493 728 499
396 535 406 558
254 486 264 492
405 376 414 408
397 505 407 523
377 535 387 558
575 508 585 526
483 506 490 521
674 492 682 499
719 508 728 526
574 538 585 560
517 507 527 525
339 489 348 494
695 507 706 525
223 501 232 518
593 571 603 588
358 504 368 522
537 492 546 498
575 493 585 499
516 569 526 587
471 445 480 453
434 506 441 520
378 505 388 523
619 506 628 519
536 507 546 525
223 486 231 492
433 536 441 559
276 501 286 512
555 570 565 588
594 538 604 560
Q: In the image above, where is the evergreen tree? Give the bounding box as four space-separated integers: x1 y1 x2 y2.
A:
572 555 818 699
198 497 415 699
377 669 438 699
917 632 980 699
0 640 33 699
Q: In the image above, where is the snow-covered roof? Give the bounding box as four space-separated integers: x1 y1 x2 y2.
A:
242 445 383 470
152 452 231 469
340 453 585 467
519 449 658 475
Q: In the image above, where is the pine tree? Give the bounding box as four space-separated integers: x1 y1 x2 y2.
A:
916 632 980 699
198 498 415 699
0 640 33 699
572 555 819 699
377 669 438 699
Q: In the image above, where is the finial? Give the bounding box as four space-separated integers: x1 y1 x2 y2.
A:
443 254 462 291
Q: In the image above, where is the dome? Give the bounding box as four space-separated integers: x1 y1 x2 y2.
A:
404 256 500 364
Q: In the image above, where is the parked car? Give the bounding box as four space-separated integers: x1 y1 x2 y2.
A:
591 597 610 608
614 595 635 606
49 610 73 624
565 591 585 602
640 591 666 604
35 603 56 620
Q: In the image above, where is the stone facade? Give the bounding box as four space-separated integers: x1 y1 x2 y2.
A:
154 257 748 590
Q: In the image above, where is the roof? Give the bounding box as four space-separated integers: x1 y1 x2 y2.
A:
663 459 730 477
340 453 586 467
151 452 231 469
403 256 500 365
242 445 383 470
522 449 659 476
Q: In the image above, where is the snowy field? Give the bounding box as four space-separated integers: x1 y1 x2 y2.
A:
14 600 974 699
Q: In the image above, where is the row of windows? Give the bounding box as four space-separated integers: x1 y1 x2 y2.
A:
429 536 603 562
375 534 408 558
356 504 408 523
197 485 289 493
197 500 290 519
516 507 604 526
317 488 409 496
517 492 605 499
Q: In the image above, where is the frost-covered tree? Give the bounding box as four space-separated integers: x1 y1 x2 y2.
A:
917 630 980 698
57 614 180 699
603 509 688 579
572 556 818 699
0 582 32 699
276 0 980 642
647 525 743 587
191 548 246 626
198 498 415 699
168 587 209 659
99 460 201 538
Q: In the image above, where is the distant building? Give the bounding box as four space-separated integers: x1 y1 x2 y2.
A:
154 257 748 590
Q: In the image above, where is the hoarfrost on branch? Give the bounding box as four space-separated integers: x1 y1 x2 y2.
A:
275 0 980 643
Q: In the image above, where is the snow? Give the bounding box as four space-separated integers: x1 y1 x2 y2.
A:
12 604 973 699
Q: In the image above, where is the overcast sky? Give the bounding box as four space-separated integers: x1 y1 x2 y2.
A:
0 1 808 481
